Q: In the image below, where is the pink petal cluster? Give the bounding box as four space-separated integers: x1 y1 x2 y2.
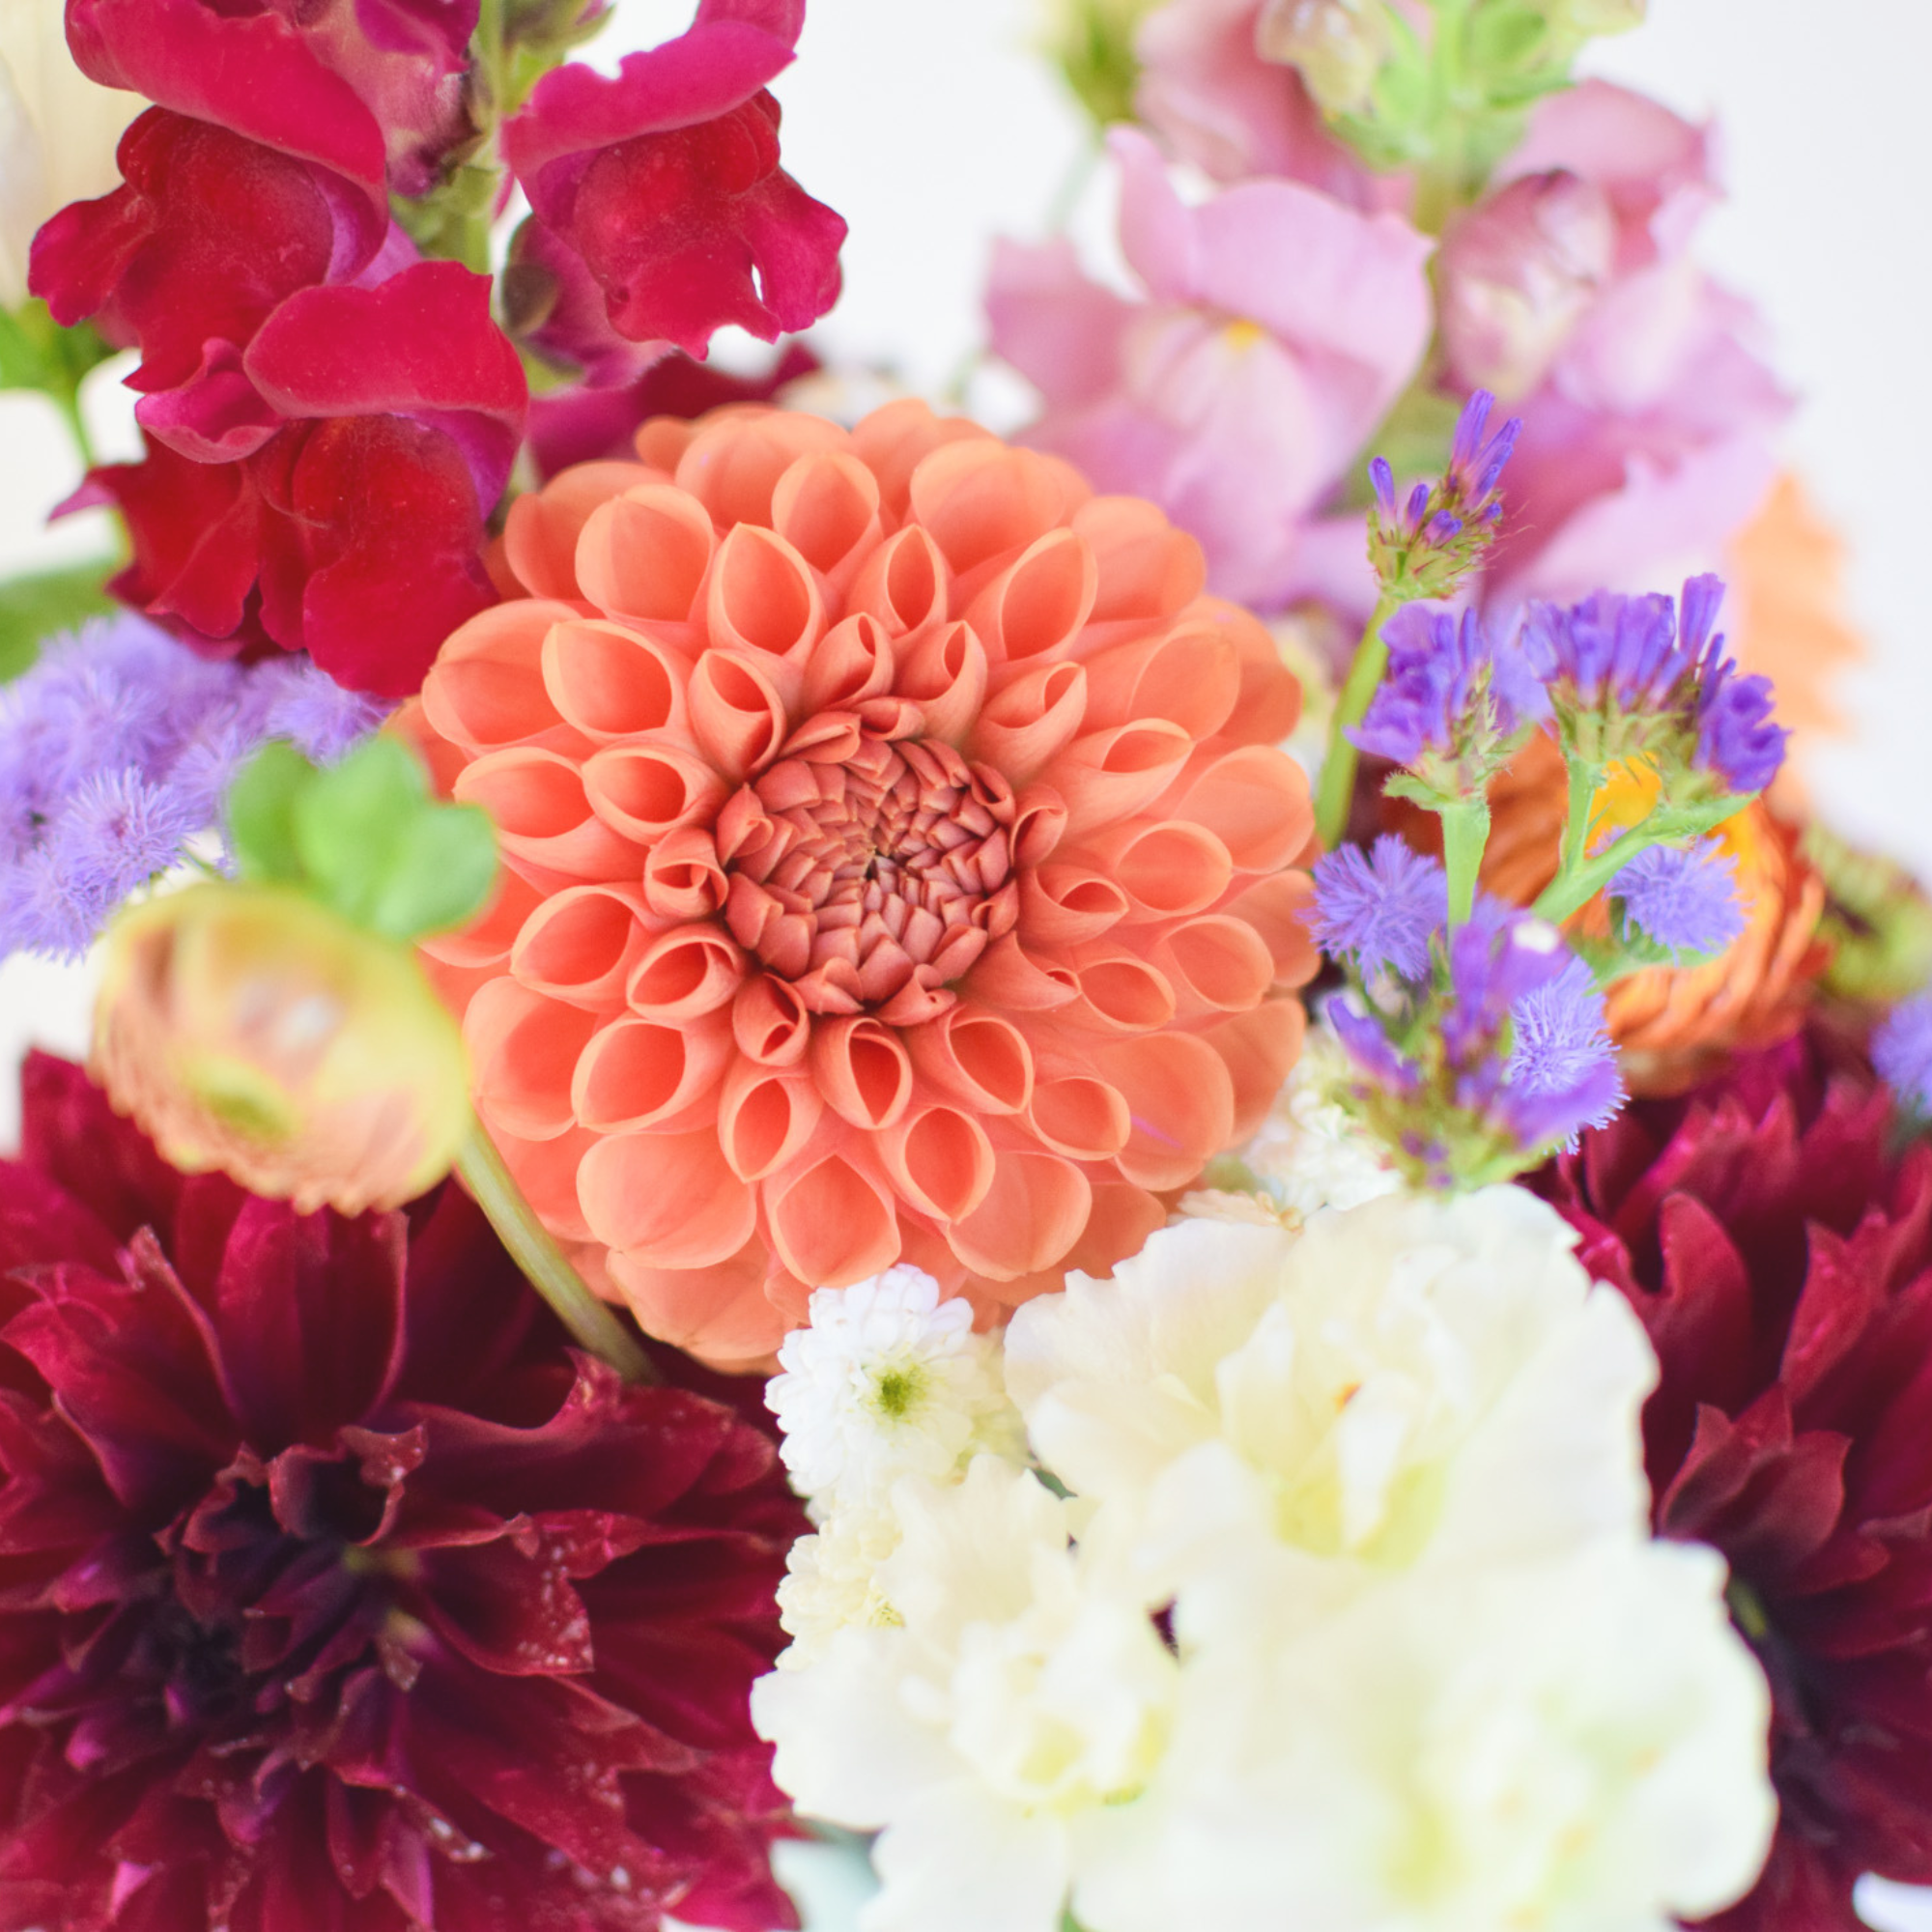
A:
31 0 524 694
1449 81 1792 610
986 127 1433 609
406 401 1318 1365
502 0 845 371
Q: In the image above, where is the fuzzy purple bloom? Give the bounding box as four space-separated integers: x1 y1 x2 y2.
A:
1350 602 1545 777
1502 953 1624 1147
0 619 387 959
1873 994 1932 1119
1610 838 1745 955
1309 835 1448 980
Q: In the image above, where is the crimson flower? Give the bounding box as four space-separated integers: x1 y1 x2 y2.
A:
503 0 845 359
71 264 526 696
1536 1028 1932 1930
0 1052 804 1932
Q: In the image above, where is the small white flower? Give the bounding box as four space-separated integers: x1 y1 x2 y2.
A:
753 1457 1179 1932
767 1265 1022 1517
776 1507 904 1668
1241 1029 1401 1219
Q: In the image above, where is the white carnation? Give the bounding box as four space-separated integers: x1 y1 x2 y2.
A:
753 1456 1179 1932
1240 1031 1401 1217
1006 1187 1659 1624
1076 1542 1775 1932
767 1265 1022 1517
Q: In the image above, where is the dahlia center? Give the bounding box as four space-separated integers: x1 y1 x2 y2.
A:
721 728 1019 1019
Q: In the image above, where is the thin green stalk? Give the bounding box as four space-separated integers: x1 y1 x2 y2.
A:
56 386 97 471
1532 821 1657 926
1314 590 1400 850
1438 796 1490 929
457 1122 658 1382
1556 751 1601 885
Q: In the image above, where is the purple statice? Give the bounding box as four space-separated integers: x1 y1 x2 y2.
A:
1608 838 1745 956
1366 390 1523 601
1520 574 1787 797
1324 887 1627 1185
1309 835 1448 980
1873 994 1932 1119
1350 602 1545 797
0 618 387 959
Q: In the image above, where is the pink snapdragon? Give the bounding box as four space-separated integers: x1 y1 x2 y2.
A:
986 126 1432 607
1443 82 1790 608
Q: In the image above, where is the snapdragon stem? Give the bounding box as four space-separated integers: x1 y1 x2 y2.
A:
1438 797 1490 929
1314 590 1401 850
457 1122 658 1383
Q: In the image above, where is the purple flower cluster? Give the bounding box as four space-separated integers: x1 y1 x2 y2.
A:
1609 838 1745 956
1367 391 1522 601
1309 835 1448 980
1314 846 1625 1182
1873 994 1932 1120
1521 573 1787 796
0 617 385 959
1350 603 1545 789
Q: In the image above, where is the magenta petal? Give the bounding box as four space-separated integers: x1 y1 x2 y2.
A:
133 340 282 463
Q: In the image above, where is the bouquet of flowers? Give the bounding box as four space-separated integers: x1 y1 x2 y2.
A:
0 1 1924 1928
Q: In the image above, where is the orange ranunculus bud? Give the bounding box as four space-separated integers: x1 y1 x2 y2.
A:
92 882 471 1214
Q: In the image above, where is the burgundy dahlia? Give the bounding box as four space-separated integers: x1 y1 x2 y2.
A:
1537 1027 1932 1930
0 1052 805 1932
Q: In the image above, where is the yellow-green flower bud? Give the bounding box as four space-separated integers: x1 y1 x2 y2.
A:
1255 0 1394 117
93 882 470 1216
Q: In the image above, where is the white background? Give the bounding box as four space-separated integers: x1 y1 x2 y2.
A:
2 4 1931 1925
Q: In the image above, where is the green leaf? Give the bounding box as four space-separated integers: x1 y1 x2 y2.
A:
227 740 320 885
224 735 498 943
0 301 117 401
363 802 500 941
0 559 118 682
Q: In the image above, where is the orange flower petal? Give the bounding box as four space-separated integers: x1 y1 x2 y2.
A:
704 524 825 661
502 459 649 600
625 924 746 1022
850 397 993 521
1225 870 1322 987
674 408 847 528
717 1061 823 1179
963 529 1098 664
768 1151 901 1287
894 620 989 747
801 611 897 714
1026 1073 1131 1162
1065 945 1178 1035
488 1123 598 1243
731 973 812 1068
509 881 651 1009
771 447 883 586
846 523 952 636
579 1127 755 1268
421 600 578 753
1073 495 1206 625
540 617 691 743
464 977 599 1141
1041 720 1195 838
581 742 728 844
1163 744 1312 871
969 662 1088 786
606 1239 785 1365
1019 863 1131 946
1205 997 1307 1142
1082 818 1235 922
908 438 1090 576
454 748 643 879
686 646 795 780
1080 623 1240 740
879 1103 998 1223
948 1148 1091 1282
906 1005 1035 1115
1153 915 1277 1013
1098 1031 1236 1189
574 483 717 625
810 1015 915 1130
572 1009 732 1133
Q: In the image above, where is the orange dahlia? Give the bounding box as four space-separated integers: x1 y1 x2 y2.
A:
404 401 1316 1362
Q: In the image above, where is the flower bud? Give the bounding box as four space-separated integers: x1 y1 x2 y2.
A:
1438 171 1615 401
1254 0 1394 118
93 882 470 1214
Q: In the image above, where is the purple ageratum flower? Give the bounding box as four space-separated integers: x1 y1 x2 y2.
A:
1501 953 1624 1149
0 618 388 959
1350 602 1546 781
1609 838 1745 956
1873 994 1932 1119
1309 836 1449 980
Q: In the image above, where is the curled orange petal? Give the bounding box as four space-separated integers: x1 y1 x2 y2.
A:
718 1061 823 1179
1082 818 1234 922
1153 915 1277 1013
1098 1031 1236 1189
625 924 746 1022
581 743 728 844
948 1148 1091 1282
464 978 599 1142
771 447 884 586
503 459 648 600
572 1009 732 1133
1205 998 1308 1142
879 1103 998 1223
963 528 1098 664
1042 720 1195 838
510 882 651 1009
704 524 825 661
768 1151 901 1287
810 1015 914 1130
1163 744 1313 871
579 1127 756 1269
541 618 691 743
455 748 642 879
421 600 577 753
894 620 989 747
1073 495 1206 625
674 408 847 529
574 484 717 625
909 438 1090 576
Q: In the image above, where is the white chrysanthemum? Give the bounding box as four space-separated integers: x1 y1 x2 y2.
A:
767 1265 1022 1516
1239 1031 1402 1217
776 1507 906 1668
753 1456 1179 1932
1005 1187 1658 1624
1075 1542 1774 1932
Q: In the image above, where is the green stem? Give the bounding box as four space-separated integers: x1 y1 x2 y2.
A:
1532 821 1657 926
56 385 97 471
1439 796 1490 929
457 1121 658 1382
1314 589 1401 850
1556 751 1600 885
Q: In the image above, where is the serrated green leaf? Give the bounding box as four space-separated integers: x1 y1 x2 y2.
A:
290 735 428 925
227 741 321 885
362 802 499 942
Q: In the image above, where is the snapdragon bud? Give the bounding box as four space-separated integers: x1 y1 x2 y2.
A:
1254 0 1394 117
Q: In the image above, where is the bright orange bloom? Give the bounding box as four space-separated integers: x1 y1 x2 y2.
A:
1475 734 1830 1094
406 402 1317 1362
